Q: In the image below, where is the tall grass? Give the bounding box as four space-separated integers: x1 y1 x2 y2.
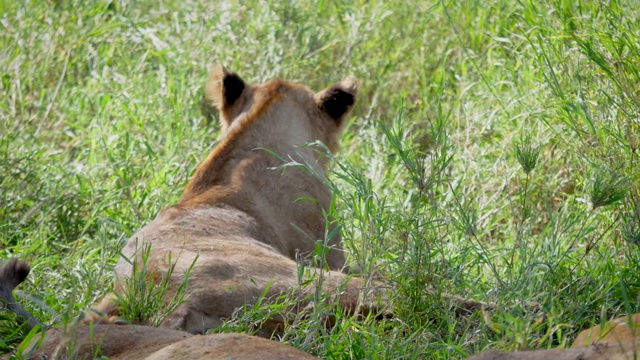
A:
1 0 639 358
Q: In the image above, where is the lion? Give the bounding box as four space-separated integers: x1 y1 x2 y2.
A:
466 313 640 360
0 67 388 359
571 313 640 348
84 65 388 335
466 345 637 360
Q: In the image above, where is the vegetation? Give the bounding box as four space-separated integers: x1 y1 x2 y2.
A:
1 0 639 358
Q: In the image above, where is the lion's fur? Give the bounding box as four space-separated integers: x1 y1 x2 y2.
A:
12 324 317 360
571 313 640 348
465 344 638 360
466 314 640 360
87 65 383 334
0 259 321 360
145 331 318 360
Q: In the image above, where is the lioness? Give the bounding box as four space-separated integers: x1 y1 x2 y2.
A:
571 313 640 348
466 314 640 360
87 65 382 334
466 345 637 360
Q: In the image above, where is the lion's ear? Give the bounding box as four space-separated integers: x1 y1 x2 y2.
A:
202 64 246 125
314 76 358 125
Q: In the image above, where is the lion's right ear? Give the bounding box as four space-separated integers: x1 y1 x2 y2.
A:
202 64 246 126
314 76 358 126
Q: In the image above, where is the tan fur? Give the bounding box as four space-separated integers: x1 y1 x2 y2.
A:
9 325 317 360
465 344 638 360
87 65 383 335
571 313 640 348
465 314 640 360
144 332 318 360
10 324 191 360
0 258 321 360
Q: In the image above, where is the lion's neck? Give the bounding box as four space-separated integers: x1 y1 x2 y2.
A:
176 141 338 264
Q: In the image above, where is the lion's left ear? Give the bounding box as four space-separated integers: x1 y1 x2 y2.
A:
201 64 247 128
314 76 358 125
204 64 246 110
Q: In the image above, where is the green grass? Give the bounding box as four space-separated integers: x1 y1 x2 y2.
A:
1 0 640 358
